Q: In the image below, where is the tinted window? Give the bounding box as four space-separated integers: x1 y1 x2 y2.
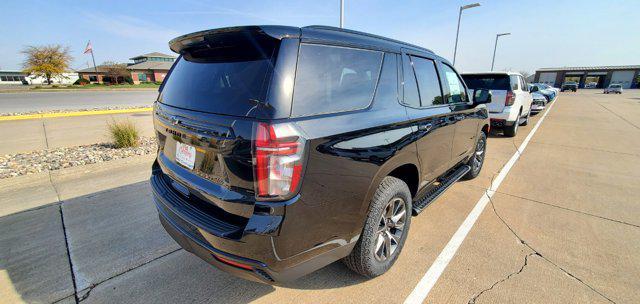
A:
410 56 442 106
160 55 274 117
373 53 399 104
292 44 383 117
401 54 420 107
510 75 520 91
441 64 468 103
462 74 510 90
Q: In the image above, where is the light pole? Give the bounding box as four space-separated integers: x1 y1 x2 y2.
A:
452 3 480 66
491 32 510 71
340 0 344 28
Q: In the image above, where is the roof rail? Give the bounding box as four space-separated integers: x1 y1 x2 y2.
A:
304 25 434 54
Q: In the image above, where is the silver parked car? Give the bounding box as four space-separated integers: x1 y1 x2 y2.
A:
604 84 623 94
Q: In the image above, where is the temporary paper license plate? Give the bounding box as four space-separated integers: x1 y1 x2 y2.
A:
175 142 196 170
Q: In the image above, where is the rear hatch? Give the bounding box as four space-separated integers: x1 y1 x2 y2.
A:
462 74 511 113
154 27 293 222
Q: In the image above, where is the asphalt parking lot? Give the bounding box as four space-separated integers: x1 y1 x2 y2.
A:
1 90 639 303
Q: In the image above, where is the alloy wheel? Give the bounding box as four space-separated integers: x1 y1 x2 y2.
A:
472 135 486 172
374 197 407 262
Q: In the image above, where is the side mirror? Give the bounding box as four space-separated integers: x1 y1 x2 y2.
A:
473 89 491 105
530 86 539 93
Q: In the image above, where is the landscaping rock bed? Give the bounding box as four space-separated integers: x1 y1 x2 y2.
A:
0 137 157 178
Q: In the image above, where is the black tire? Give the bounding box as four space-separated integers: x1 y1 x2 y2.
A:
462 131 487 180
521 107 531 126
343 176 412 278
503 110 520 137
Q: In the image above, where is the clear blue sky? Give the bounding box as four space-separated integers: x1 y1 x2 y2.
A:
1 0 638 74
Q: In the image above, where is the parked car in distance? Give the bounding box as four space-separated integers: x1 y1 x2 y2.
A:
150 25 491 284
604 84 623 94
530 92 547 113
561 82 578 92
462 72 533 137
530 83 556 102
585 82 597 89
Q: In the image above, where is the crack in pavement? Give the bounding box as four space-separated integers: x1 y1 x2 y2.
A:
77 248 182 302
481 192 617 304
58 204 79 304
468 252 537 304
494 191 640 229
596 102 640 130
461 182 640 230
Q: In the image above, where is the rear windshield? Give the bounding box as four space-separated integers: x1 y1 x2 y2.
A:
461 74 510 90
610 84 622 88
158 35 278 117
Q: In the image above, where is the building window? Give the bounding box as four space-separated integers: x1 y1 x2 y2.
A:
89 76 98 82
138 73 147 82
0 76 7 81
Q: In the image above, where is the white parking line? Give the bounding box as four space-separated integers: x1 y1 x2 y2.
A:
404 100 557 304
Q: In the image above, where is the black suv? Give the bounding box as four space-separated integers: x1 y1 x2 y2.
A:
561 82 578 92
151 25 490 284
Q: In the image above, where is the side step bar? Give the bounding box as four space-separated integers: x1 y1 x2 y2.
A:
412 165 470 215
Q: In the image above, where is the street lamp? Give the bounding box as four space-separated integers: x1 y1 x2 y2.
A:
491 32 511 71
340 0 345 28
452 2 480 66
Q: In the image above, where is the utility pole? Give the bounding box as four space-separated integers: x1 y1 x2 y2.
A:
340 0 344 28
453 3 480 66
491 33 510 71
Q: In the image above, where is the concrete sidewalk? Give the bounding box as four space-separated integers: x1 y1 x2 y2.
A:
0 112 155 155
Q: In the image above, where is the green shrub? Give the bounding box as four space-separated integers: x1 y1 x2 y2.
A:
154 81 163 85
124 76 134 84
108 120 139 148
51 85 59 88
74 78 90 85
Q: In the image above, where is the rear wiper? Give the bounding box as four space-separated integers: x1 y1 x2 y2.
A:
247 99 273 109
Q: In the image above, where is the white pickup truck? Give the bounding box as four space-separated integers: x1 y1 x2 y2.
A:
461 72 533 137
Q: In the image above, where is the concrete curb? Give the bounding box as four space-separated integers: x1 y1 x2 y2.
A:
0 107 153 121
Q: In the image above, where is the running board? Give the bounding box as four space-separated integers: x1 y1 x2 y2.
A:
412 165 470 215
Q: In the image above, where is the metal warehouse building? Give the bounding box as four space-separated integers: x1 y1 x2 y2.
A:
534 65 640 89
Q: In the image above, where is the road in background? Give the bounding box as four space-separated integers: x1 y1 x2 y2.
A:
0 90 158 113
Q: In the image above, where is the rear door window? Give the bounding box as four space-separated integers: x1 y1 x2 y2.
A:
291 44 383 117
401 54 420 107
410 56 443 106
372 53 399 104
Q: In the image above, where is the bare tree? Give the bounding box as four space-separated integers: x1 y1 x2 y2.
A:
22 45 72 85
102 61 129 84
519 70 531 79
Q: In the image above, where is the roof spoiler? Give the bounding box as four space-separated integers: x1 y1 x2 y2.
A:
168 26 301 54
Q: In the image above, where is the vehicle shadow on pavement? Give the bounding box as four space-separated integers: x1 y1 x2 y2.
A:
0 180 367 303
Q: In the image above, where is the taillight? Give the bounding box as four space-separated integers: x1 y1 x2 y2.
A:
254 122 306 200
505 91 515 106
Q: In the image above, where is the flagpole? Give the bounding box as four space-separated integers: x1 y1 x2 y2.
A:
90 51 98 78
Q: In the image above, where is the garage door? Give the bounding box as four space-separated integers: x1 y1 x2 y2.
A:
610 70 635 89
538 72 557 86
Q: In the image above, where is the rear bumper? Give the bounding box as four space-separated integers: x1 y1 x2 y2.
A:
150 164 356 284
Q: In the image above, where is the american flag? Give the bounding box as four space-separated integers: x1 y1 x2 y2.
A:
83 41 93 54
